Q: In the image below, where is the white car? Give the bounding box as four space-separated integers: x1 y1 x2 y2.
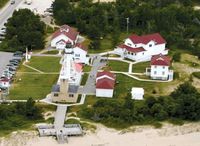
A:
25 0 32 5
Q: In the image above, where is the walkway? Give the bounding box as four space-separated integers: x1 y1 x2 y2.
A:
81 55 106 95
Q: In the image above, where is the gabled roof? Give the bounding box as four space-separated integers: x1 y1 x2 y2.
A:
74 43 87 52
52 25 79 41
96 77 115 89
118 44 145 53
128 33 166 45
151 54 171 66
97 71 115 79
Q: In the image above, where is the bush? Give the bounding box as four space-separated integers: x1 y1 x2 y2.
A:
173 52 181 62
192 72 200 79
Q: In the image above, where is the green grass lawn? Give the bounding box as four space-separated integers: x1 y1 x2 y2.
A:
88 32 132 54
81 73 88 85
8 73 58 100
0 0 8 9
114 74 179 98
83 65 92 72
106 60 129 72
27 56 61 72
132 62 150 73
42 50 59 55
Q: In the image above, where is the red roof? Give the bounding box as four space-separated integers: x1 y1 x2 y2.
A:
52 25 79 41
151 54 171 66
97 71 115 79
96 77 115 89
75 43 87 52
0 78 10 82
128 33 166 45
118 44 145 53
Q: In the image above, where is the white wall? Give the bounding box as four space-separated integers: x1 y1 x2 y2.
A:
96 75 114 82
51 34 74 47
96 89 114 97
56 41 66 50
132 93 144 100
150 65 169 80
73 47 87 64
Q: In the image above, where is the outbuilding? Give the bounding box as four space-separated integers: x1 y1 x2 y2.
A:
131 87 144 100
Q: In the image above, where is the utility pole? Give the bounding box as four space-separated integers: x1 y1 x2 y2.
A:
126 17 129 34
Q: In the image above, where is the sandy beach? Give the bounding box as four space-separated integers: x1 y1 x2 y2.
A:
1 122 199 146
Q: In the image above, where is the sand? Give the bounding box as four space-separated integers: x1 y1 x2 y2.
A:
21 123 200 146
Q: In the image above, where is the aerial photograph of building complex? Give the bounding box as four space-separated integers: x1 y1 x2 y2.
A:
0 0 200 146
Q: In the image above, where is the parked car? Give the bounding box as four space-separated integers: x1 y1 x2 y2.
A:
6 66 16 72
9 59 19 64
10 0 15 4
6 64 17 69
10 62 19 66
10 59 19 62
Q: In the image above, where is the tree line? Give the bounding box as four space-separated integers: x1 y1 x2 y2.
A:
52 0 200 57
0 98 43 133
80 82 200 128
0 9 46 52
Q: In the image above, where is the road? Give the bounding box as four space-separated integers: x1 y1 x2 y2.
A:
0 51 13 75
0 0 23 28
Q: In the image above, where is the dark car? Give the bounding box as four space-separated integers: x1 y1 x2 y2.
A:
11 0 15 4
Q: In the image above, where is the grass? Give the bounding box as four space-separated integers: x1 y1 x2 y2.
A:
42 50 59 55
81 73 88 85
88 32 132 54
132 62 150 73
0 115 42 137
0 0 8 9
8 73 58 100
83 65 92 72
106 60 129 72
192 72 200 79
26 56 61 72
114 74 178 98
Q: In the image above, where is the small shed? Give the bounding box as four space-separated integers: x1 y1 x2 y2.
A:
131 87 144 100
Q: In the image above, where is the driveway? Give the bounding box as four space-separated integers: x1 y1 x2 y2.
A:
80 55 106 95
0 52 13 75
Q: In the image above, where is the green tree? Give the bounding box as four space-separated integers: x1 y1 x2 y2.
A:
25 98 42 119
5 9 45 51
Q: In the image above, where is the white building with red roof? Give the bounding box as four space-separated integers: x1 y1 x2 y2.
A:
114 33 169 62
73 43 89 64
146 54 173 80
51 25 79 50
96 71 116 98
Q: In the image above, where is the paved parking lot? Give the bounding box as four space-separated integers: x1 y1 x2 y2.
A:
0 51 13 76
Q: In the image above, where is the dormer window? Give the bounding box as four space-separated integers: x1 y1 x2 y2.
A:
127 43 132 46
149 44 152 47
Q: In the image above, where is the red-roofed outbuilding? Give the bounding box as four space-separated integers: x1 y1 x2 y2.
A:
96 70 116 98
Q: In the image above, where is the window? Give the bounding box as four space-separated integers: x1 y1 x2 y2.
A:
127 43 132 46
162 71 165 75
131 53 133 55
149 44 152 47
54 93 59 97
163 66 165 69
154 71 157 74
154 66 157 68
142 52 144 55
75 54 80 57
69 94 74 98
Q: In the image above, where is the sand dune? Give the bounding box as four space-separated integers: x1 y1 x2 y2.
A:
3 122 197 146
